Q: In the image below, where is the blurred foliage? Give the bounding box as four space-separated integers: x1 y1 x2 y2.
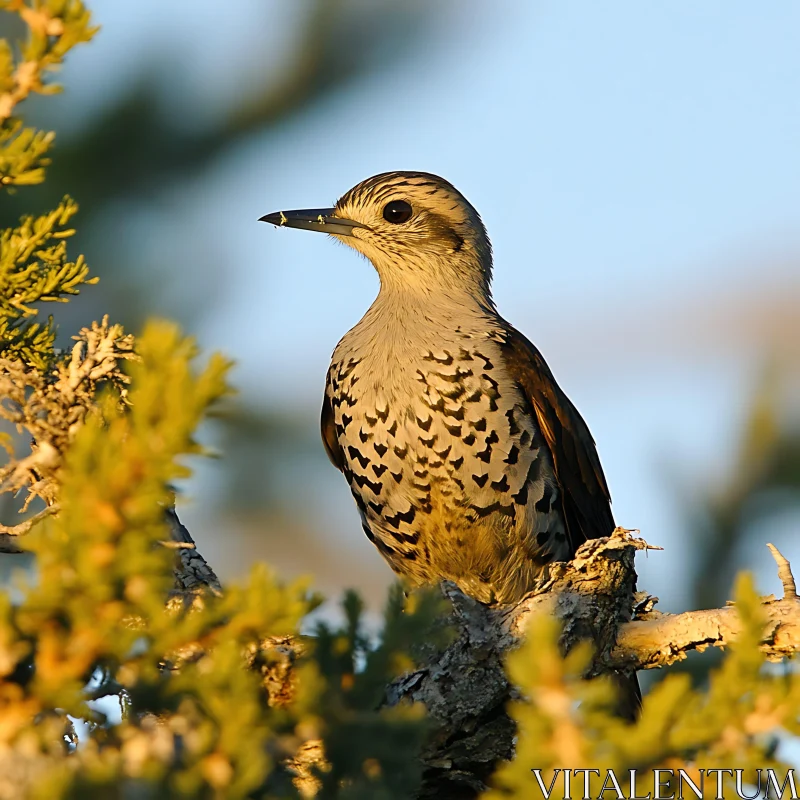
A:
0 0 450 535
693 368 800 612
35 0 444 214
0 5 438 797
668 367 800 691
311 587 448 799
483 574 800 799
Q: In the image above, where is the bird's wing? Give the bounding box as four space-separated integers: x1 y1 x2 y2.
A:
321 373 345 471
498 326 615 551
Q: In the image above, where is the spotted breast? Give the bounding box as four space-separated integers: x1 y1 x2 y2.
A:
323 316 577 605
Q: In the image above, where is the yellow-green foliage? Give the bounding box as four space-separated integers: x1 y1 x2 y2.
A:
0 197 95 368
0 0 95 186
483 574 800 799
0 4 436 797
0 123 54 187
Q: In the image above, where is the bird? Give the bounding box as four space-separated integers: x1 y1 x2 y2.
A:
261 171 640 717
261 171 618 605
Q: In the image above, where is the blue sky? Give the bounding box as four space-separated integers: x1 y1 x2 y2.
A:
60 1 800 609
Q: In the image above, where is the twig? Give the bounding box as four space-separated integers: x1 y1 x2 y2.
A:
0 505 60 553
0 504 59 536
159 540 196 550
609 542 800 670
767 542 797 600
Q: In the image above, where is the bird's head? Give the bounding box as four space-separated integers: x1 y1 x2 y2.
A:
261 172 493 300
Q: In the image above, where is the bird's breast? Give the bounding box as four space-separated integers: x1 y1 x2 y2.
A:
327 335 565 571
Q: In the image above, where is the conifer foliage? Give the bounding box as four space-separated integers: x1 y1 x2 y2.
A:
0 4 437 797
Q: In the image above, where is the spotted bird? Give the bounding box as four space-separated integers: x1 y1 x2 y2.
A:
262 172 620 602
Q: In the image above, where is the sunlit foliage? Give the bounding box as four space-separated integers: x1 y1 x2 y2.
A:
0 4 435 797
483 575 800 799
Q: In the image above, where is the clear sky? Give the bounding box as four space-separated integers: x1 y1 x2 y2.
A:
60 1 800 610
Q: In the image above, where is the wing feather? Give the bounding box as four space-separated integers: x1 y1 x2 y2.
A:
321 374 345 471
499 327 615 551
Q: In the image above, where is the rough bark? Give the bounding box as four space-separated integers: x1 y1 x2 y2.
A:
383 530 800 798
384 528 645 798
165 506 223 600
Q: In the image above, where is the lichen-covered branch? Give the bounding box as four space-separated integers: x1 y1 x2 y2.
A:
110 523 800 800
0 316 136 552
609 543 800 670
385 533 800 799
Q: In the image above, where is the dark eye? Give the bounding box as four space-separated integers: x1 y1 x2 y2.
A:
382 200 413 224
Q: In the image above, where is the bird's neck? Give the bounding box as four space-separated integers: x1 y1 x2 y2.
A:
370 249 494 312
372 277 495 323
336 278 501 391
342 280 498 364
337 250 499 366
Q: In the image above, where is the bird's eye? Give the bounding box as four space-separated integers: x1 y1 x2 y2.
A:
382 200 413 224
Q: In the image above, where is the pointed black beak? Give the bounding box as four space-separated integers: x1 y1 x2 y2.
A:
258 207 367 237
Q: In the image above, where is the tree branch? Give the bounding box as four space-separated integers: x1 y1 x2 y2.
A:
10 501 794 800
386 532 800 799
609 543 800 670
165 505 222 601
120 519 800 798
767 541 797 599
0 504 59 553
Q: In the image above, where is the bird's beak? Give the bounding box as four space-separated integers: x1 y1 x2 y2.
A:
258 207 367 237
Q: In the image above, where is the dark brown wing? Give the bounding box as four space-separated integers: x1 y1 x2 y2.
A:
498 326 615 553
502 330 640 717
321 377 345 471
